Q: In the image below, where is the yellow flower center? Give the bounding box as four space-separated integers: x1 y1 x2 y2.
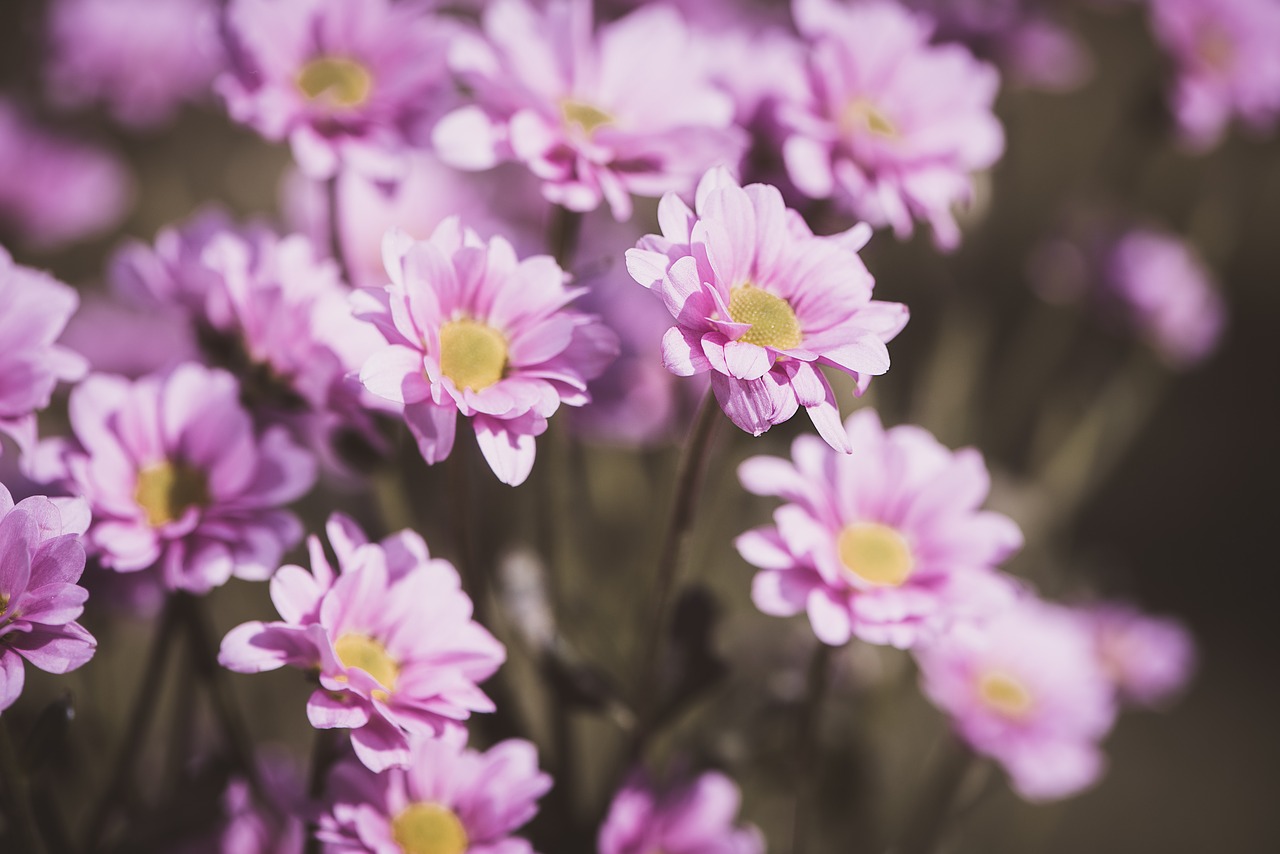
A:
561 99 614 136
841 97 897 139
727 285 803 350
977 671 1034 719
134 462 210 527
438 319 509 392
334 633 399 701
297 56 374 108
391 803 469 854
835 522 914 587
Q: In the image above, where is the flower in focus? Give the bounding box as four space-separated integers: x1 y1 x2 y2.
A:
433 0 747 220
0 482 96 712
1085 602 1197 709
43 363 316 593
916 597 1118 801
45 0 224 128
737 409 1022 648
357 219 619 486
219 514 506 771
777 0 1004 249
598 769 764 854
627 167 908 451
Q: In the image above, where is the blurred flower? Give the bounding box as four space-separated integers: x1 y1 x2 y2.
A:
737 409 1022 648
0 247 88 456
777 0 1004 249
45 0 224 128
916 597 1118 801
0 482 95 712
627 167 908 451
598 769 764 854
59 294 201 379
39 363 316 594
177 750 306 854
1085 602 1197 708
356 219 619 486
432 0 747 220
319 734 551 853
219 513 506 771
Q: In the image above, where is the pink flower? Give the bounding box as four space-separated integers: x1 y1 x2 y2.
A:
1085 602 1197 709
0 247 88 456
598 770 764 854
915 597 1118 802
627 167 908 451
0 482 96 712
45 363 317 594
218 514 506 771
777 0 1004 249
736 409 1022 648
432 0 747 220
356 220 619 486
319 735 551 854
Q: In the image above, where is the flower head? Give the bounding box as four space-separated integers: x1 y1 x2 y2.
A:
598 770 764 854
1085 602 1197 709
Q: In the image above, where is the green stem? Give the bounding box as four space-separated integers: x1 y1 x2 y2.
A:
896 736 975 854
790 644 833 854
0 717 47 854
326 175 356 287
303 727 342 854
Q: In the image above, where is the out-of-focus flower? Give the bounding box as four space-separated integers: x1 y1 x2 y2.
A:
218 0 455 180
41 363 316 594
737 409 1022 648
45 0 224 128
319 734 551 853
777 0 1004 249
0 482 95 712
0 99 131 250
1085 602 1197 708
598 769 764 854
433 0 747 221
627 167 907 451
0 247 88 456
59 295 201 379
356 219 619 486
1146 0 1280 149
916 597 1118 801
219 514 506 771
176 750 305 854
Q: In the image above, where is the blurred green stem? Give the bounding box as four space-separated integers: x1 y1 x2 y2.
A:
0 717 47 854
303 727 342 854
326 175 355 286
791 643 833 854
547 204 583 270
896 735 975 854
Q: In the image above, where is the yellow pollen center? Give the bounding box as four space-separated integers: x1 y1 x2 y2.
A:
836 522 914 587
391 803 469 854
134 462 210 527
297 56 374 108
438 319 509 392
841 98 897 138
334 634 400 698
978 671 1034 719
727 285 803 350
561 99 614 135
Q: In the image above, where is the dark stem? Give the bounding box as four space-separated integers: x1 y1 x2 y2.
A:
547 205 583 271
0 717 47 854
791 643 833 854
325 175 355 287
896 735 975 854
303 727 342 854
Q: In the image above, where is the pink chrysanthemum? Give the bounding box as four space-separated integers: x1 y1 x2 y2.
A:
356 219 619 486
44 363 316 594
219 514 506 771
627 167 907 451
0 483 96 712
432 0 747 220
777 0 1004 249
736 409 1021 648
599 770 764 854
915 597 1118 802
1085 602 1197 709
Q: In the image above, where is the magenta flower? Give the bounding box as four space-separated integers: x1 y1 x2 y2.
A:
45 363 316 594
0 483 96 713
1085 602 1196 709
219 514 506 771
915 597 1118 801
0 247 88 456
627 167 908 451
598 770 764 854
432 0 747 220
319 734 551 854
356 219 619 486
218 0 455 180
736 409 1022 648
776 0 1004 249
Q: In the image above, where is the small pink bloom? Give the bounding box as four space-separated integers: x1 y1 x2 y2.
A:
627 167 907 451
599 770 764 854
219 514 506 771
1085 602 1197 709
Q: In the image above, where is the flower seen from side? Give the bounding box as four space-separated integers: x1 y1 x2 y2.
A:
1085 601 1197 709
598 769 764 854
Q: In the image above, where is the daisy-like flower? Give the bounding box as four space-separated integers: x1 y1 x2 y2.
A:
44 363 316 594
777 0 1004 249
0 483 96 712
598 770 764 854
1085 602 1196 709
356 219 619 486
432 0 747 220
736 409 1022 648
627 167 908 451
219 514 506 771
0 246 88 456
915 597 1118 802
218 0 455 180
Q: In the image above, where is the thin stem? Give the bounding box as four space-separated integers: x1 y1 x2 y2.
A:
325 175 356 287
547 205 583 271
791 644 833 854
0 717 47 854
303 727 342 854
896 735 975 854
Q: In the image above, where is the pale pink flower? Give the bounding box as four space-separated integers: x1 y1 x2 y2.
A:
599 770 764 854
1085 602 1196 709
